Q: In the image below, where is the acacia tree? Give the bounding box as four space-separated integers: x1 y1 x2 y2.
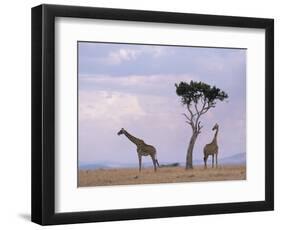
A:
175 81 228 169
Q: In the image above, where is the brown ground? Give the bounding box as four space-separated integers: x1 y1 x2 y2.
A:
78 165 246 187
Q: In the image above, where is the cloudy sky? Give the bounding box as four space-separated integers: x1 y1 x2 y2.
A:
78 42 246 167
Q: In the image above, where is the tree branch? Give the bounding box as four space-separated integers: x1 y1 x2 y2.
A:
186 105 195 130
200 103 215 115
193 100 208 133
185 121 193 125
187 104 194 118
198 121 203 133
194 113 201 132
195 103 199 115
182 113 191 122
200 100 207 113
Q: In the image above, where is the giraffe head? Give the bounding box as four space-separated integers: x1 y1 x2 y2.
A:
117 128 125 136
212 123 219 131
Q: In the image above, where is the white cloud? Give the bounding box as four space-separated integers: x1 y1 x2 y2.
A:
79 91 146 123
96 46 171 65
101 48 142 65
78 85 187 132
80 74 194 90
141 46 170 58
78 74 196 130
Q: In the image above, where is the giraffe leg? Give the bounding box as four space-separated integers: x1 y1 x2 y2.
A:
216 154 218 168
155 159 160 167
204 156 207 169
212 155 214 168
151 156 157 172
138 154 142 172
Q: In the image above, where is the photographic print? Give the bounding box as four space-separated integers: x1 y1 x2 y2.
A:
32 5 274 224
78 42 246 187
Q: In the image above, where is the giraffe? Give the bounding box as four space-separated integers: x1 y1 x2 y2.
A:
117 128 160 172
203 123 219 168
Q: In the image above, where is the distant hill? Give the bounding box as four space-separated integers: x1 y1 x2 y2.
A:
79 153 246 170
220 153 246 165
79 161 157 170
193 152 246 165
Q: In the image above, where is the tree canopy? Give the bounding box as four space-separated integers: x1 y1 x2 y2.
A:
175 81 228 107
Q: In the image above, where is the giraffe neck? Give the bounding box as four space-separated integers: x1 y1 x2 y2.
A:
123 130 143 146
212 128 219 144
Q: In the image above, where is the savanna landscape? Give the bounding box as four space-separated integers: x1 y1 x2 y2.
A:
78 165 246 187
78 42 246 187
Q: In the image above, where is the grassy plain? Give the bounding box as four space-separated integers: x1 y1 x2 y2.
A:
78 165 246 187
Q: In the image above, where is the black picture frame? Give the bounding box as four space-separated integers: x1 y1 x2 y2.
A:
31 4 274 225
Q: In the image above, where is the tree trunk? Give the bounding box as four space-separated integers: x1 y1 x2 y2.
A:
186 132 198 169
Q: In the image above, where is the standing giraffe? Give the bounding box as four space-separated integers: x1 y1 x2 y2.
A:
203 123 219 168
117 128 160 172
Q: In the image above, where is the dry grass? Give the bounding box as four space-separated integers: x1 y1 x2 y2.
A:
78 164 246 187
